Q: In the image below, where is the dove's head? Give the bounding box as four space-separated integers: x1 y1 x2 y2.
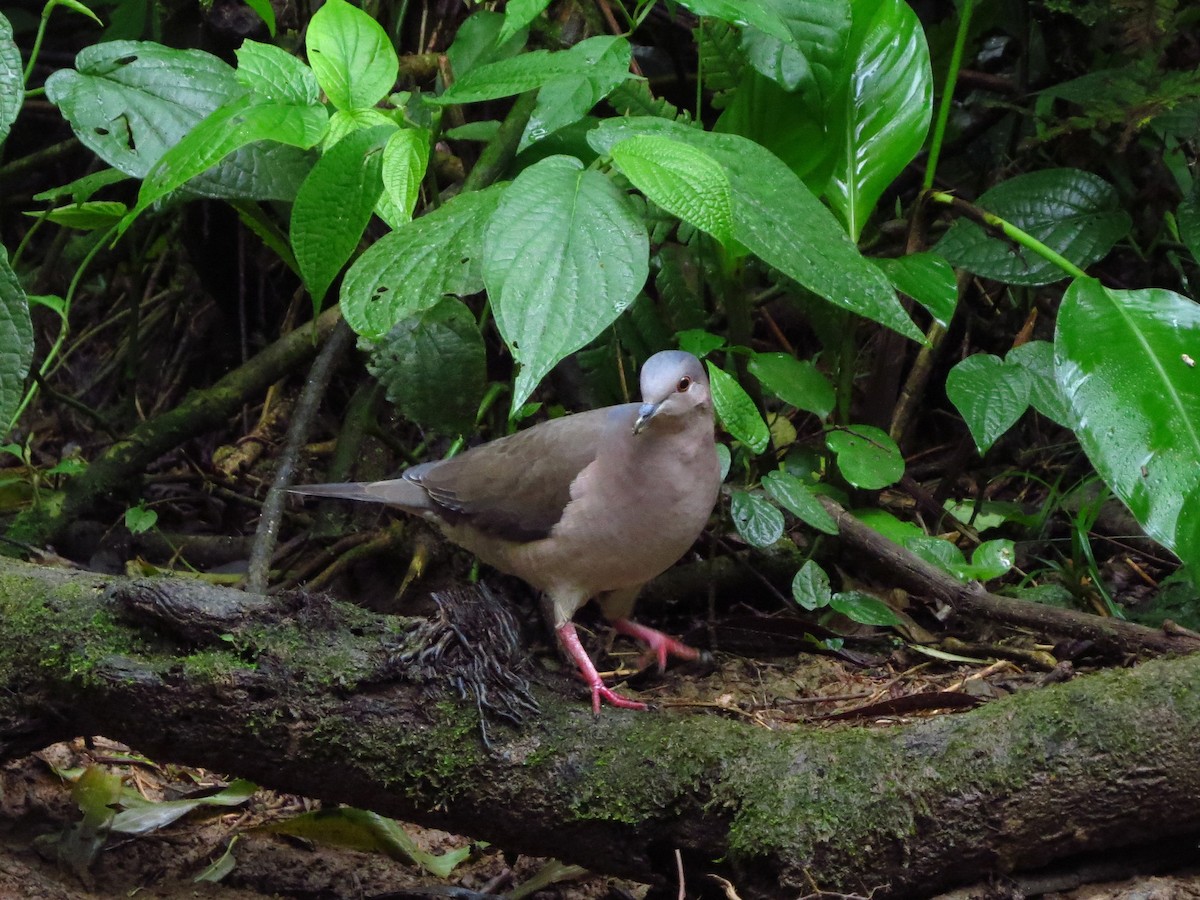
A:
633 351 713 435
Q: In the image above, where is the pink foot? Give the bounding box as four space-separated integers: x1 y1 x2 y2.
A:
613 618 701 671
556 623 648 714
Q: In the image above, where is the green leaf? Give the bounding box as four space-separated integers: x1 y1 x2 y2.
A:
123 504 157 534
125 95 328 227
730 489 785 547
824 0 933 240
45 41 243 179
110 779 256 836
960 540 1016 581
829 590 902 626
33 201 127 230
676 329 726 359
762 470 838 534
483 156 648 413
291 125 392 307
825 424 903 489
611 135 734 246
0 13 23 146
1007 340 1075 429
716 442 731 481
306 0 397 110
747 351 834 417
791 559 832 610
706 362 770 453
265 808 474 879
446 10 528 80
499 0 551 44
34 169 129 205
905 535 965 574
194 836 238 883
1055 279 1200 568
377 127 430 228
873 252 957 328
945 354 1033 453
589 118 922 341
936 169 1132 286
741 0 850 99
236 39 318 104
341 185 506 339
520 37 631 151
854 507 926 545
240 0 275 35
366 298 486 435
438 37 625 105
324 107 394 148
674 0 794 42
0 247 34 434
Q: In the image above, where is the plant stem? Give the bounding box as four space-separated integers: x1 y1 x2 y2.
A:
928 191 1089 280
924 0 975 192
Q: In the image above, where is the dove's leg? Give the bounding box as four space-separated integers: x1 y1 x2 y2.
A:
556 622 648 714
612 619 701 671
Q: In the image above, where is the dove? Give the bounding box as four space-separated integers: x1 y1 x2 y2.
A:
291 350 721 712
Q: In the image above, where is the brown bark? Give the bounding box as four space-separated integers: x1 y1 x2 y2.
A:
0 556 1198 900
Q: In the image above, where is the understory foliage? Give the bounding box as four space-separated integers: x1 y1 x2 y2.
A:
0 0 1198 626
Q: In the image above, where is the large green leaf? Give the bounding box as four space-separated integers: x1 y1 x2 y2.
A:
730 489 785 547
945 354 1032 453
590 118 921 341
937 169 1132 286
1055 279 1200 568
236 39 320 104
741 0 851 99
483 155 648 413
1007 340 1074 429
674 0 793 43
305 0 398 111
824 0 933 240
291 125 392 307
341 185 506 339
0 247 33 433
366 298 486 435
519 37 631 151
826 424 904 489
124 95 327 228
45 41 242 179
873 252 957 328
0 13 22 146
611 135 734 246
748 351 834 417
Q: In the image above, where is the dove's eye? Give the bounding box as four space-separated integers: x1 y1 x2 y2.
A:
677 376 693 392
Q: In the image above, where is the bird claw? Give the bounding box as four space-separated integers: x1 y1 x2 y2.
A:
590 685 649 715
612 619 700 672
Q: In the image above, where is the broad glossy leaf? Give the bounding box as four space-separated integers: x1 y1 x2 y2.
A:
937 169 1132 285
0 13 22 146
236 39 318 104
945 354 1032 453
824 0 932 240
484 156 647 413
342 184 506 339
125 95 327 227
612 135 734 246
825 424 903 489
792 559 832 610
306 0 398 110
748 351 834 417
762 469 838 534
0 248 33 432
438 37 624 104
590 118 921 341
378 127 430 227
706 362 770 453
731 489 785 547
519 37 631 150
111 779 255 835
367 298 486 435
1055 279 1200 568
34 201 127 230
874 252 957 328
446 10 527 80
829 590 901 625
1179 194 1200 267
499 0 551 43
291 125 391 307
741 0 851 98
1007 340 1074 428
674 0 793 42
46 41 242 178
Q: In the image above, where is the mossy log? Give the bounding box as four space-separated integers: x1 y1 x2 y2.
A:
0 557 1198 899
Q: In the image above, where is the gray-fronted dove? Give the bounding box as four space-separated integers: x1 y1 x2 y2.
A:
291 350 721 712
